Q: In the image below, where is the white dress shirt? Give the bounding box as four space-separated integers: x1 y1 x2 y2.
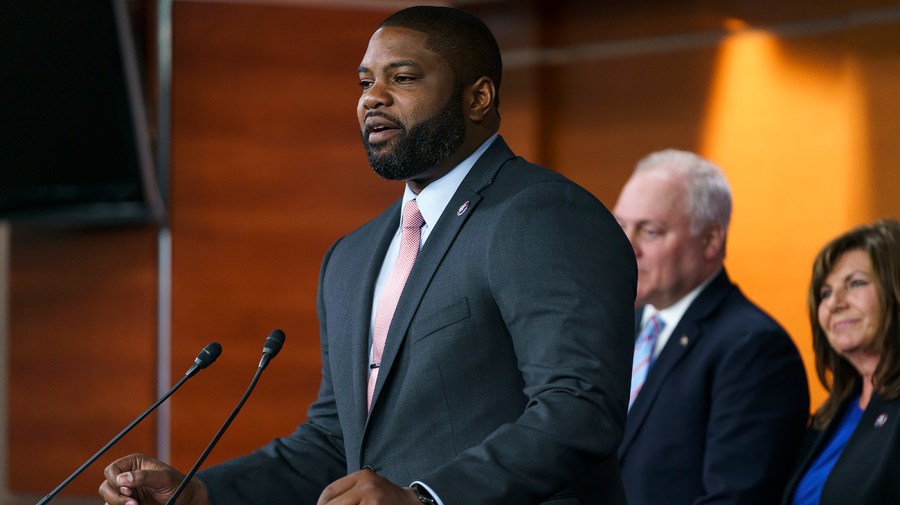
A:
640 267 721 358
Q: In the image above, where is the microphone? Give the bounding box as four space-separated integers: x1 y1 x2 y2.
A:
166 329 286 505
36 342 222 505
187 342 224 378
259 327 285 369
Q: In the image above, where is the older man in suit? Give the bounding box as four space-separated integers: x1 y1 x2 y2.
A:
99 6 636 505
613 149 810 505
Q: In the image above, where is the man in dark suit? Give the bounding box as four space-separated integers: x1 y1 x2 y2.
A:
612 149 810 505
99 6 636 505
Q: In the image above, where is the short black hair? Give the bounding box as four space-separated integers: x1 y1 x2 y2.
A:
379 6 502 109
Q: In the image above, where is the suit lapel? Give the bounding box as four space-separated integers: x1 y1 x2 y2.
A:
366 137 513 417
618 269 735 457
781 412 834 504
346 203 402 434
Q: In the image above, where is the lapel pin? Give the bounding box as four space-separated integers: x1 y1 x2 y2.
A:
874 412 888 428
679 336 689 347
457 200 470 216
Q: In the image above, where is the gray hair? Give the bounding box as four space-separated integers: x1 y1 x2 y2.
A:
634 149 732 237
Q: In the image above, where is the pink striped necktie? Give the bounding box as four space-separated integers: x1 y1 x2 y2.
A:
629 314 664 410
367 199 425 411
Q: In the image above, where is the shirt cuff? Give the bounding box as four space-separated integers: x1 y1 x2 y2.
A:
410 481 444 505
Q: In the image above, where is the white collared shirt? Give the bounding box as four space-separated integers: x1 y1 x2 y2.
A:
367 135 497 505
641 267 721 357
368 134 497 357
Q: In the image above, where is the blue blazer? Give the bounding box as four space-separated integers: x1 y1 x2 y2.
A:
198 136 637 504
781 392 900 505
618 269 810 505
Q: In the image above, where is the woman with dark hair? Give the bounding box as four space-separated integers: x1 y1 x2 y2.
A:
783 219 900 505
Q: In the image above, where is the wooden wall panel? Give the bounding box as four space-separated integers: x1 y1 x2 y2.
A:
8 225 158 499
167 2 400 469
860 22 900 220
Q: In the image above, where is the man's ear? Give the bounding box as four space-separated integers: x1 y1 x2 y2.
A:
464 76 496 122
703 223 726 260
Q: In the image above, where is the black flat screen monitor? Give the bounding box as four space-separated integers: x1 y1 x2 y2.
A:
0 0 164 225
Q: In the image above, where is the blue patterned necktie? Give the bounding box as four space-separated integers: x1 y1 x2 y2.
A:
629 314 664 410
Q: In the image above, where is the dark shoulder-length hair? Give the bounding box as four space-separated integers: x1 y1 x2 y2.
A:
808 219 900 428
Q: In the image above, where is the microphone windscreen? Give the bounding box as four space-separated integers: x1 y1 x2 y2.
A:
262 329 285 359
195 342 223 369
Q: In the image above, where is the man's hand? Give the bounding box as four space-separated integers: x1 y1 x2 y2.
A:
317 469 422 505
98 453 209 505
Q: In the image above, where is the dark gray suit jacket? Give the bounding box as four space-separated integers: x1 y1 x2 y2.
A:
199 136 637 504
782 392 900 505
618 270 810 505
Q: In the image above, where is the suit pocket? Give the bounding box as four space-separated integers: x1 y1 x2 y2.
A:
408 297 470 343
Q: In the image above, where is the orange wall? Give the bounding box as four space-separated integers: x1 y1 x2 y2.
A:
699 26 897 410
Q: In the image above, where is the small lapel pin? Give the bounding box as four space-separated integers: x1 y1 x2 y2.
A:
679 336 689 347
874 412 888 428
457 200 470 216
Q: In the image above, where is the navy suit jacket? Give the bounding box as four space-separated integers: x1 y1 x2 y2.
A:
618 269 810 505
781 392 900 505
198 136 637 504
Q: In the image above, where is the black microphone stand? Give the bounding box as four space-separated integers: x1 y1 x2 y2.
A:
36 342 221 505
165 330 283 505
165 366 266 505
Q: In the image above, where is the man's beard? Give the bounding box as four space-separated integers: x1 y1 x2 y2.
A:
362 89 466 181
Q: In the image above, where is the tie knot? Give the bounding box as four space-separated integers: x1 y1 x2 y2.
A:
403 199 425 230
642 314 665 341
